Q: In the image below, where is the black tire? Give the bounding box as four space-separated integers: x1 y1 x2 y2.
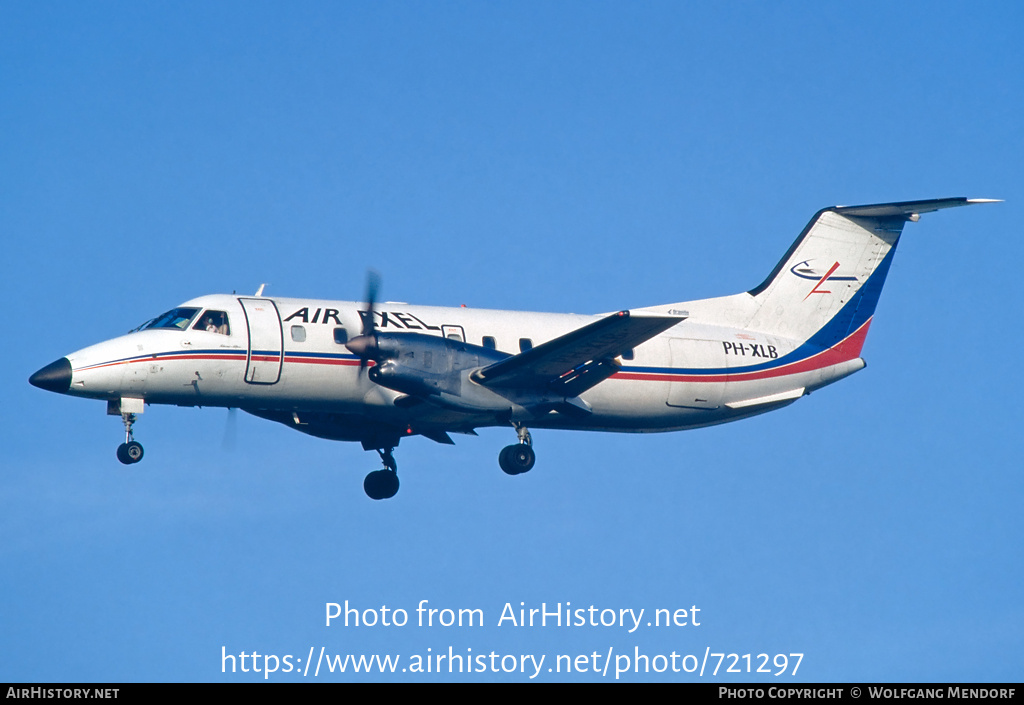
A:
363 469 400 500
116 443 133 465
498 444 535 475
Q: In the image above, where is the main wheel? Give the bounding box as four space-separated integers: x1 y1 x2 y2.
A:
363 469 400 500
498 444 535 475
116 443 132 465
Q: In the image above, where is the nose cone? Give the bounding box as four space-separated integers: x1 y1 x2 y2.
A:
29 357 73 394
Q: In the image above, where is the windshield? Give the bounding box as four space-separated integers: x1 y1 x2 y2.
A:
142 307 200 331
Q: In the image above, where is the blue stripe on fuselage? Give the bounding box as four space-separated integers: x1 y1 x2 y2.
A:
621 241 898 378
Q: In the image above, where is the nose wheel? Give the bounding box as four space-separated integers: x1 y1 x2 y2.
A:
364 448 399 500
117 441 144 464
116 412 144 465
499 424 535 475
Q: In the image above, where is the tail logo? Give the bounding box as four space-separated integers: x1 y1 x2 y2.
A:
791 260 858 300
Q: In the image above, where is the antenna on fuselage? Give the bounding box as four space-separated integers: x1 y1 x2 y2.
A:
254 283 267 297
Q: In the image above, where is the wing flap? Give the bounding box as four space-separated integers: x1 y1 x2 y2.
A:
472 310 684 393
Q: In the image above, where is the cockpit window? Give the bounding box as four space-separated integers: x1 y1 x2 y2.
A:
142 307 200 331
193 310 231 335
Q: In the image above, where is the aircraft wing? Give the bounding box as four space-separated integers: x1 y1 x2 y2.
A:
471 310 684 396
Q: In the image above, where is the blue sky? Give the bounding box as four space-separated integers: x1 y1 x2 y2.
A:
2 1 1021 682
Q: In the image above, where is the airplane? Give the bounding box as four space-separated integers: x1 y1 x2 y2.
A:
29 197 995 499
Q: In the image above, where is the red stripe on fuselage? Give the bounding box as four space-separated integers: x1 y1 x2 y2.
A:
282 357 364 366
612 318 872 384
76 353 249 371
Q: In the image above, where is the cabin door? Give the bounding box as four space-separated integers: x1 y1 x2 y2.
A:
239 298 283 384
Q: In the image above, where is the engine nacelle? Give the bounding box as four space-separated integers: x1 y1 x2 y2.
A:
363 332 508 398
353 331 594 418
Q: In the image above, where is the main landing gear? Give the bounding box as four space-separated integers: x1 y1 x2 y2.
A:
360 425 535 499
498 424 535 476
363 447 400 500
116 412 144 465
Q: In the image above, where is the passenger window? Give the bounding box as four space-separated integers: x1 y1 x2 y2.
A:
193 310 230 335
291 325 306 342
482 336 496 349
622 348 635 360
333 327 348 344
519 338 533 352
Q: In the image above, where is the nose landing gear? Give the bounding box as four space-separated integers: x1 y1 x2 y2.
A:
116 412 144 465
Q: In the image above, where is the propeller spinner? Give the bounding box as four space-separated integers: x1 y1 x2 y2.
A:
347 270 382 372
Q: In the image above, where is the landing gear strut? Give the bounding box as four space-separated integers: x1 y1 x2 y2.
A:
363 448 400 500
116 412 144 465
499 423 535 475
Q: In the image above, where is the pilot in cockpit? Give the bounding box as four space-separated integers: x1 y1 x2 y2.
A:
198 311 229 335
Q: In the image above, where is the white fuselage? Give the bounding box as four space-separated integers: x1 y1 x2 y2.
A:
31 198 990 496
59 292 866 436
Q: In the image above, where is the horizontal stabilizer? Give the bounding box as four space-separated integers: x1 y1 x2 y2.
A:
833 197 999 219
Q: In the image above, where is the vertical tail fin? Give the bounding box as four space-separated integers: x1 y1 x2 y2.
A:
745 198 994 354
